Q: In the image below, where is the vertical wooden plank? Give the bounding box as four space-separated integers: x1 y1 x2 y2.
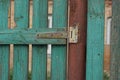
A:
86 0 104 80
110 0 120 80
13 46 28 80
32 0 48 80
68 0 87 80
51 0 67 80
13 0 29 80
0 0 10 80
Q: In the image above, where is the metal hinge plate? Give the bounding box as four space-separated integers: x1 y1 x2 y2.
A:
69 26 78 43
36 26 78 43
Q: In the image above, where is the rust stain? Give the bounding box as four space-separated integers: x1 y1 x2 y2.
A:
68 0 87 80
36 32 67 39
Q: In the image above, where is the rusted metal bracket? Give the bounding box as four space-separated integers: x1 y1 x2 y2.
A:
37 32 68 39
36 26 78 43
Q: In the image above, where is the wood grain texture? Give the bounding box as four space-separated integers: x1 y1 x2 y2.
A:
51 0 67 80
110 0 120 80
0 28 67 44
31 0 48 80
0 0 10 80
68 0 87 80
86 0 104 80
13 0 29 80
13 45 28 80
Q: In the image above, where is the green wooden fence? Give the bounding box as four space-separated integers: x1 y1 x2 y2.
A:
0 0 105 80
0 0 68 80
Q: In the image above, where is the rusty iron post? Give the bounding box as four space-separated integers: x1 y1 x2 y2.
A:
68 0 87 80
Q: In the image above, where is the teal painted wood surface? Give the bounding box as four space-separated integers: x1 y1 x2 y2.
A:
0 28 67 44
13 45 28 80
86 0 104 80
13 0 29 80
51 0 68 80
0 0 10 80
31 0 48 80
110 0 120 80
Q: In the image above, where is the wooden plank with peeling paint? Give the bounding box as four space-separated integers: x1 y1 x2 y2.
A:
51 0 68 80
13 0 29 80
31 0 48 80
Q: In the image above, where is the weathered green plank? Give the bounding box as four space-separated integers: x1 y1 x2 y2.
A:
0 28 67 44
0 0 10 80
51 0 68 80
110 0 120 80
86 0 104 80
13 0 29 80
13 45 28 80
0 28 66 32
32 46 47 80
32 0 48 80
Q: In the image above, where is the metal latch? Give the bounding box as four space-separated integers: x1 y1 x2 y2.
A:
69 26 78 43
36 26 78 43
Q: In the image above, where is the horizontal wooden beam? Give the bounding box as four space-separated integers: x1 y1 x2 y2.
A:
0 28 67 33
0 28 67 44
